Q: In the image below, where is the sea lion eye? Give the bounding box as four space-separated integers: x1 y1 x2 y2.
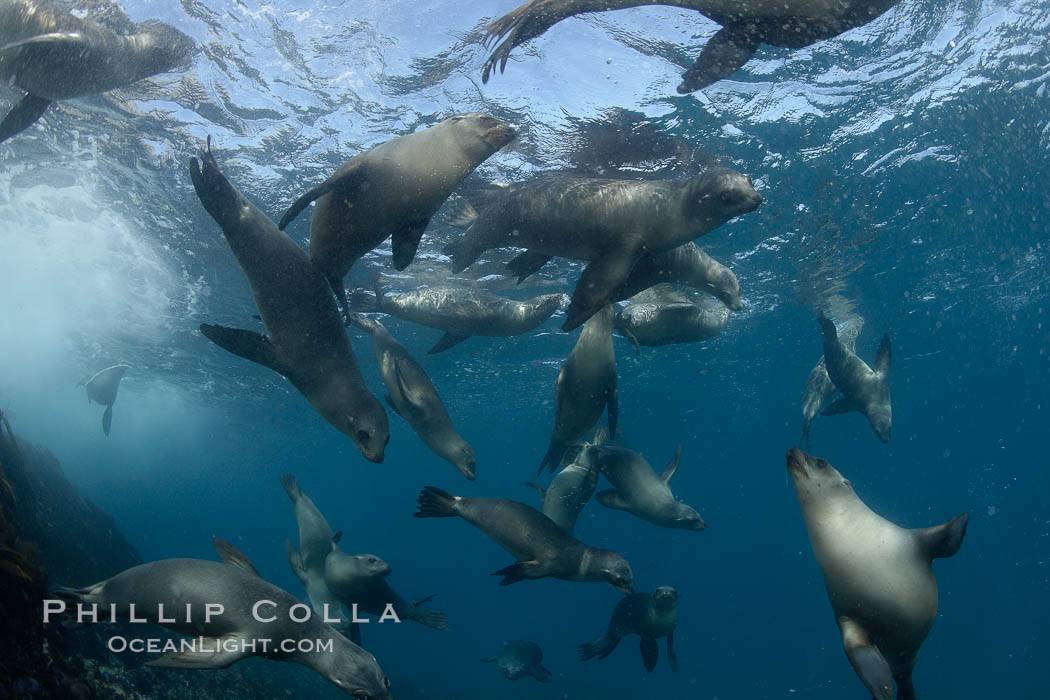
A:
384 677 391 689
353 692 371 700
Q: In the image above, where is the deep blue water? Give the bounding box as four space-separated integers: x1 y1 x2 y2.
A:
1 0 1048 698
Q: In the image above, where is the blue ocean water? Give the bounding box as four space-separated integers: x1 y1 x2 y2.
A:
0 0 1048 698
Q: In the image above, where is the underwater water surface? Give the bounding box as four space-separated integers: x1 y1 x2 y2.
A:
0 0 1048 698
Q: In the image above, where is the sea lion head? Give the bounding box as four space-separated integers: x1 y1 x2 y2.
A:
448 440 477 481
867 394 892 443
684 166 763 225
594 550 634 594
666 502 706 531
651 586 678 611
447 113 517 156
785 447 854 507
315 379 389 463
320 638 392 699
353 553 393 578
126 20 197 79
708 265 743 311
326 551 392 583
531 293 569 319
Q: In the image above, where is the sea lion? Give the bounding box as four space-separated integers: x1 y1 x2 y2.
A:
508 242 742 312
349 315 476 480
614 285 728 353
324 542 448 644
53 540 391 699
579 586 679 673
478 0 901 94
800 314 863 447
189 140 389 463
817 311 891 442
413 486 634 593
276 114 516 313
76 364 129 436
0 0 194 143
786 447 968 700
281 474 344 620
525 428 605 535
481 640 552 682
351 284 565 354
580 443 705 530
538 304 618 474
444 168 761 330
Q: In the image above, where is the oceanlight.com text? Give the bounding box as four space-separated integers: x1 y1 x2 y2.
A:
107 636 335 654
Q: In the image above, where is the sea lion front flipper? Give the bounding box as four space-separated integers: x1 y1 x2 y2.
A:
595 488 630 511
666 631 679 674
383 394 404 418
524 481 547 501
0 93 52 144
618 326 642 356
101 405 113 436
917 513 968 560
391 221 427 271
677 26 760 94
285 540 307 585
821 396 860 416
875 333 892 376
660 445 683 483
392 360 427 415
839 617 894 700
895 671 917 700
606 383 619 439
506 250 553 284
199 324 289 376
563 245 642 331
639 635 659 673
427 332 469 354
491 560 544 585
147 634 250 669
213 539 261 577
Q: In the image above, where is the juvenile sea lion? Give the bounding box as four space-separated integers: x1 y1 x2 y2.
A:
350 315 476 479
277 114 516 313
800 314 863 447
614 286 728 353
444 168 760 330
482 640 552 682
189 141 389 463
580 443 705 530
538 304 618 474
76 364 129 436
282 474 344 620
579 586 679 673
478 0 901 94
525 428 605 535
351 284 565 354
324 543 448 644
413 486 634 593
54 540 391 699
0 0 194 143
786 447 968 700
817 311 891 442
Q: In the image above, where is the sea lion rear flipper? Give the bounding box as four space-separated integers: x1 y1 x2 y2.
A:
677 26 760 94
0 94 52 144
491 560 543 585
563 246 641 331
427 332 469 354
606 383 619 439
278 162 366 231
895 671 916 700
391 222 427 271
213 539 261 577
875 333 892 376
639 635 659 673
660 445 683 483
280 473 301 501
199 324 288 375
101 405 113 436
821 396 860 416
506 250 553 284
285 540 308 585
595 488 629 511
666 631 679 674
147 634 249 669
917 513 968 560
840 618 895 700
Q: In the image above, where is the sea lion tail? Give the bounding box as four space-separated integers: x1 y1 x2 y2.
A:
413 486 459 518
280 474 301 501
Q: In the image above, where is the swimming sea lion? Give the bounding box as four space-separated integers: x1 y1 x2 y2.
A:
190 140 389 463
276 114 516 313
817 311 891 442
413 486 634 593
579 586 679 673
76 364 129 436
351 284 565 354
0 0 194 143
478 0 901 94
482 640 552 682
614 286 728 353
800 314 863 447
349 315 476 479
525 428 605 535
538 303 618 474
324 542 448 644
54 540 391 699
281 474 344 620
786 447 968 700
580 443 705 530
444 168 761 330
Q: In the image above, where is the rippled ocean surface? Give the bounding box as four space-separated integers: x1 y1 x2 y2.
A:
1 0 1048 698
